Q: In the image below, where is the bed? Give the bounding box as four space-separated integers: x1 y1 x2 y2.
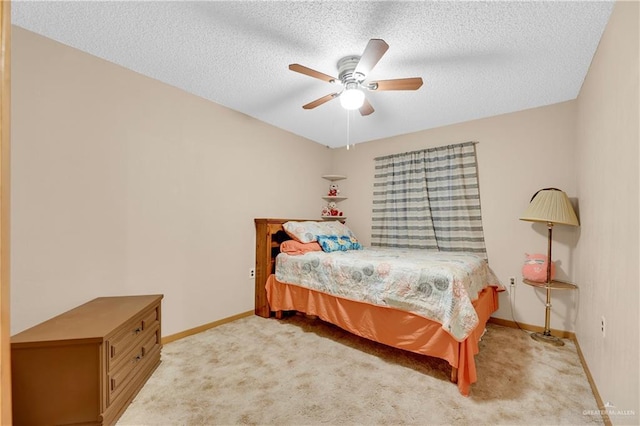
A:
254 218 503 396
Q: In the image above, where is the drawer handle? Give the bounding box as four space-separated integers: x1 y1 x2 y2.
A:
132 352 143 363
132 327 142 335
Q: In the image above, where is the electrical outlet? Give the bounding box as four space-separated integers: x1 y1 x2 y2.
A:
249 268 255 279
601 316 606 337
509 276 516 286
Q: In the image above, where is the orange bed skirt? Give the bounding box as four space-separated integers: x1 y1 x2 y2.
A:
265 275 499 396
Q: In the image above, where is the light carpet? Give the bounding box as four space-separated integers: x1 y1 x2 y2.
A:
117 314 604 425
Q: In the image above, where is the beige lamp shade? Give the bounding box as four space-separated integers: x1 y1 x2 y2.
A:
520 188 579 226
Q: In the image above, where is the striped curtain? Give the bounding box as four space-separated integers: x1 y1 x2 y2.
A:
371 141 487 258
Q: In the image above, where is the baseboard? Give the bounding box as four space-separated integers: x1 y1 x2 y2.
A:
487 316 575 339
489 316 610 425
573 337 612 426
161 310 254 345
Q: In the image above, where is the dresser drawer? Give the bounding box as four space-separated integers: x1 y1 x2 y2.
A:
107 323 161 406
107 305 160 372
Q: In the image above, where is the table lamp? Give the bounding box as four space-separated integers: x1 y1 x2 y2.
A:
520 188 579 346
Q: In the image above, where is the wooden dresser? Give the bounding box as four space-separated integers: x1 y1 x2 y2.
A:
11 294 163 425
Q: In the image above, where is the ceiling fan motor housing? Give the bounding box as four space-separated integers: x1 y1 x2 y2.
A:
337 56 365 85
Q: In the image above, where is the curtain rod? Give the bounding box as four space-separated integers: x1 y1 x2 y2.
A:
374 141 478 161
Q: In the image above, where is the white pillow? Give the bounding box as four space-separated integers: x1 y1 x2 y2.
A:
283 221 359 244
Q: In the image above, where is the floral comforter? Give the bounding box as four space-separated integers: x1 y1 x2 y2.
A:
275 247 502 341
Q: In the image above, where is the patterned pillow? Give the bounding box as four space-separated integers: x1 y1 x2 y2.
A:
317 235 363 252
283 221 359 244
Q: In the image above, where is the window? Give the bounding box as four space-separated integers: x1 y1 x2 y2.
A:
372 141 487 258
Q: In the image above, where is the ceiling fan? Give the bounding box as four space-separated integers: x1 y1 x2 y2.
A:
289 39 423 116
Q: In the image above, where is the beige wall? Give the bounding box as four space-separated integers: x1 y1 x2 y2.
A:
11 27 332 336
331 101 580 332
575 2 639 423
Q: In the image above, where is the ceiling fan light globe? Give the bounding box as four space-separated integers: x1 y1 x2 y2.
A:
340 88 365 110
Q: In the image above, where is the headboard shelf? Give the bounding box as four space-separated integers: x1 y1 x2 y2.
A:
254 218 346 317
254 218 307 318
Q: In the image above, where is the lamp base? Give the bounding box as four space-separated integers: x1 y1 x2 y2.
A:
530 331 565 346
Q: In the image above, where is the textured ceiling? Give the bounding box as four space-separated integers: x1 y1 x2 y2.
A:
12 1 614 148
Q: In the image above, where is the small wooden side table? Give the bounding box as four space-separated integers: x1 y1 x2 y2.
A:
523 278 577 346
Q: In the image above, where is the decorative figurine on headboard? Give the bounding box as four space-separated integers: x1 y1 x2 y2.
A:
328 183 340 197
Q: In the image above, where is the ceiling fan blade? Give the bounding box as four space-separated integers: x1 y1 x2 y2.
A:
369 77 424 91
289 64 337 83
359 98 374 116
354 39 389 76
302 93 339 110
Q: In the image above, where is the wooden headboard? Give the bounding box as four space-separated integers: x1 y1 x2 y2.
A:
254 218 303 318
